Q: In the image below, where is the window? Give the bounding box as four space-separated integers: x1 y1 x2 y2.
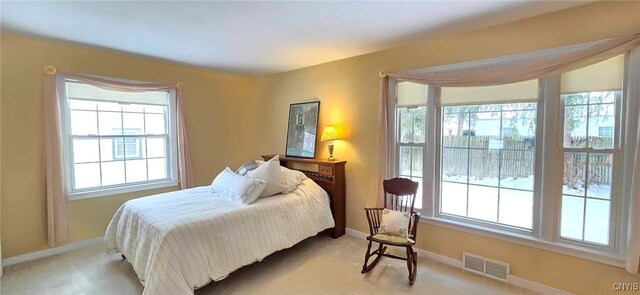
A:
558 55 624 246
390 50 638 265
440 103 537 229
63 80 178 198
396 82 427 209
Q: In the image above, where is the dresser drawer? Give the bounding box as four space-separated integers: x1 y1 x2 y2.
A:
318 165 333 176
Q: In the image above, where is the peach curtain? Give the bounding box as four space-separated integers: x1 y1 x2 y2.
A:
44 73 193 246
373 76 390 208
625 46 640 274
44 73 70 247
387 33 640 87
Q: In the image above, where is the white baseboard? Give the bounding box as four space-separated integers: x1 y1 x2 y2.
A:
2 236 104 267
345 228 573 295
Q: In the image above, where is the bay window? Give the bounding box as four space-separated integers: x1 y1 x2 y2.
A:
391 50 637 265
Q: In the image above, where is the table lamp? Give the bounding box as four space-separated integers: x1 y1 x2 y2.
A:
321 125 340 161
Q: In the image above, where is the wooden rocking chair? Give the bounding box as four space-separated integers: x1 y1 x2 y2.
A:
361 178 420 285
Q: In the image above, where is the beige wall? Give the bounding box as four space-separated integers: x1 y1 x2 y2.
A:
252 2 640 294
2 1 640 293
0 34 257 257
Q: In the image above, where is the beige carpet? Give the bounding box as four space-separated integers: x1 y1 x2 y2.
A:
1 235 534 294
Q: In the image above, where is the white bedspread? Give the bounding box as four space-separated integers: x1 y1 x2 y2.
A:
104 179 335 295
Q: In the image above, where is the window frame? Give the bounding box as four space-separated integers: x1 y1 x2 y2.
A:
395 105 427 209
555 86 625 252
388 43 639 268
434 100 542 235
61 77 179 200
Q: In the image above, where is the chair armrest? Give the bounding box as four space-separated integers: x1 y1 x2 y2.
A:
409 211 421 239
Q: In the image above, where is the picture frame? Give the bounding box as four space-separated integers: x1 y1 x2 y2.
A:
285 101 320 158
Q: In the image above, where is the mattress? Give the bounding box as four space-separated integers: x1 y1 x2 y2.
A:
104 178 335 295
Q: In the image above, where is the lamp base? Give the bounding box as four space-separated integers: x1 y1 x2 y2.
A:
327 141 335 161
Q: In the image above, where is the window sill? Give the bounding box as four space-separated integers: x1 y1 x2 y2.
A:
420 216 625 268
69 180 179 201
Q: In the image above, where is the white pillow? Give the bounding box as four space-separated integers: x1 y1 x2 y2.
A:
378 209 411 238
246 155 287 197
281 166 308 193
210 167 266 204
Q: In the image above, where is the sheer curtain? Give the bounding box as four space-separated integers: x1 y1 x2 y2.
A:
625 46 640 274
43 70 193 246
375 33 640 272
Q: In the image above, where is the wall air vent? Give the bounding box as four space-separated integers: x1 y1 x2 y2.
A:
462 252 510 282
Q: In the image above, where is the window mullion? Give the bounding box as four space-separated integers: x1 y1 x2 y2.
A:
424 85 438 217
540 76 561 242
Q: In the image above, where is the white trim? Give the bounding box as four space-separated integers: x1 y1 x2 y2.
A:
2 237 103 267
345 228 573 295
69 180 178 200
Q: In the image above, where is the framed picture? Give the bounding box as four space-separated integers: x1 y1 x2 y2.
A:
285 101 320 158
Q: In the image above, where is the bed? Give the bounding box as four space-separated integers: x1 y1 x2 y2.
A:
104 178 335 295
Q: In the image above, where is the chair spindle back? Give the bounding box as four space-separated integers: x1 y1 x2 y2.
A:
383 178 419 213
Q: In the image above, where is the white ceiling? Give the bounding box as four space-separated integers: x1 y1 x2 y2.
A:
0 1 590 75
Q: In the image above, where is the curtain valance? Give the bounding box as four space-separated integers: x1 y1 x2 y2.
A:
385 33 640 87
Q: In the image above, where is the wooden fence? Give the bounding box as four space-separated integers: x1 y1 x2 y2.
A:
441 135 612 185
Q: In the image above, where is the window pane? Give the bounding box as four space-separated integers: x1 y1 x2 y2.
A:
72 138 99 163
588 104 615 149
122 104 145 113
145 114 166 135
469 149 499 187
442 112 470 147
412 177 423 210
411 147 423 177
147 137 167 158
99 138 116 162
101 161 125 186
560 195 584 240
471 111 500 141
147 158 167 181
399 146 412 176
498 189 533 229
98 111 123 135
399 108 413 143
563 105 588 148
69 99 96 111
125 159 147 183
500 150 534 191
584 199 610 245
412 107 426 143
442 148 467 183
441 182 467 216
563 153 586 196
467 185 498 222
587 153 612 200
123 113 145 135
74 163 101 189
145 105 165 114
70 110 97 135
123 137 146 160
97 101 121 112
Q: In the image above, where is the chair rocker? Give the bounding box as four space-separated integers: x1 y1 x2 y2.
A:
361 178 421 285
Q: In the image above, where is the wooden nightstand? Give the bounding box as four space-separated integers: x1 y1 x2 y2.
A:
262 155 346 238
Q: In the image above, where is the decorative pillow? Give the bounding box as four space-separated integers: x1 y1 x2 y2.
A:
246 155 287 197
210 167 266 204
378 209 411 238
235 160 258 176
281 166 308 193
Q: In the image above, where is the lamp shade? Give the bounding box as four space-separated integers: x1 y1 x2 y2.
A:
321 125 339 141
